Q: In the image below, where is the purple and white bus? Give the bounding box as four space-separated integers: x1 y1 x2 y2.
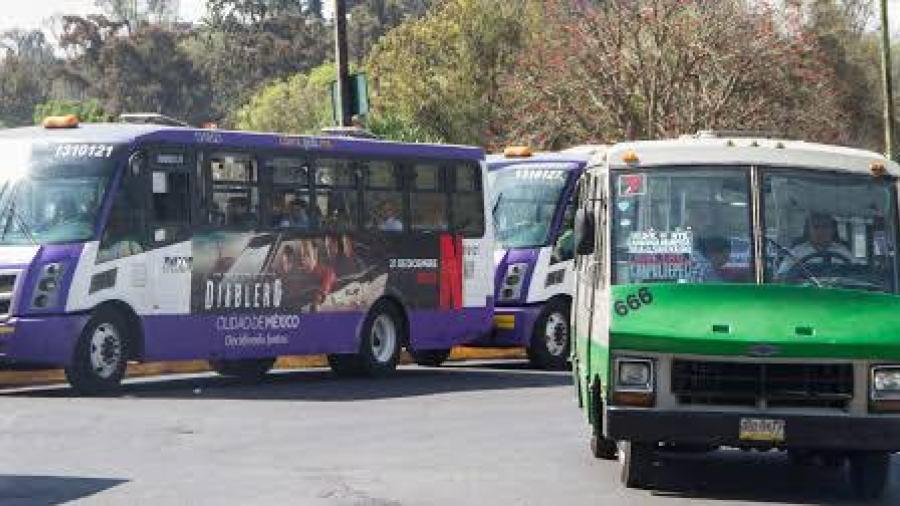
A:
473 146 597 369
0 118 493 394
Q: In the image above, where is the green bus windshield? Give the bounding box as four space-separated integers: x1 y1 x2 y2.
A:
612 167 898 294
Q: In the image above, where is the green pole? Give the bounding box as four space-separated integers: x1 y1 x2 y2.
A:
880 0 895 160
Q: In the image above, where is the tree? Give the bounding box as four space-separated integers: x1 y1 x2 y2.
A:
0 30 57 127
347 0 434 62
188 0 331 121
95 0 181 28
233 63 336 134
367 0 532 145
58 17 214 124
493 0 848 150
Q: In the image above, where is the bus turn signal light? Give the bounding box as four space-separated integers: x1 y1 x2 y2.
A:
42 115 80 129
503 146 532 158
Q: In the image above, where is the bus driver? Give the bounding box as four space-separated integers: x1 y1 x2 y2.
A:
776 212 853 277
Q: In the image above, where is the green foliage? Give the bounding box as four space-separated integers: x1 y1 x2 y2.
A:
367 0 531 145
33 99 110 124
0 30 57 127
366 112 445 143
233 63 337 134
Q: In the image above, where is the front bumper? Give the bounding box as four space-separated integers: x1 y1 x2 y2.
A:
467 305 542 347
606 407 900 451
0 314 88 368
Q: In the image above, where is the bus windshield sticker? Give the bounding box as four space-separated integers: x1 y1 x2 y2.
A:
628 254 691 281
54 144 114 159
514 169 566 181
617 200 631 212
627 230 692 254
618 174 646 196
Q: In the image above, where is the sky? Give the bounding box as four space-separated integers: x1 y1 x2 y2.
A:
1 0 899 37
0 0 207 34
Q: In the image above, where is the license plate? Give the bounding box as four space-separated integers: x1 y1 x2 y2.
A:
739 418 785 442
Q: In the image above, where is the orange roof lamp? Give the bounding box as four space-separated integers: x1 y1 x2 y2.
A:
503 146 533 158
621 149 639 164
42 115 80 129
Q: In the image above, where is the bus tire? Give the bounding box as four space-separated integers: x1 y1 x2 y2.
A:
591 434 618 460
619 441 655 489
410 349 451 367
527 298 570 370
356 300 403 376
209 358 275 381
64 308 129 395
849 451 890 500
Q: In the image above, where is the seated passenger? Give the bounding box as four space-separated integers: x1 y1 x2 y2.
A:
225 197 256 228
279 198 311 229
777 212 852 277
378 202 403 232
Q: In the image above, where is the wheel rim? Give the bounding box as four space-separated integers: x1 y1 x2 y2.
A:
371 314 397 364
544 312 569 357
89 322 122 379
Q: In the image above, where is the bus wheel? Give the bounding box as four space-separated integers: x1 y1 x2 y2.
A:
591 434 618 460
357 301 403 376
209 358 275 381
65 308 129 395
528 299 570 370
410 349 451 367
619 441 655 489
849 451 890 500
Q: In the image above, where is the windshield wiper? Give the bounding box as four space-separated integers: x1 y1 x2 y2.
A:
766 238 822 288
0 181 36 245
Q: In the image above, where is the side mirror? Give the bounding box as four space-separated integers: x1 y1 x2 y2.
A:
575 208 595 256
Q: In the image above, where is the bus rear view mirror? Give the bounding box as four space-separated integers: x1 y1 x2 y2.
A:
575 209 595 255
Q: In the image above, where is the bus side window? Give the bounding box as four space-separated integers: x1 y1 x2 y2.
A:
312 157 359 231
410 163 448 232
450 162 484 237
208 152 259 229
98 155 146 263
363 159 403 232
269 157 312 230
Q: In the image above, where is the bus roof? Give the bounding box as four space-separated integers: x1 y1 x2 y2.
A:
487 150 593 171
599 136 899 177
0 123 485 161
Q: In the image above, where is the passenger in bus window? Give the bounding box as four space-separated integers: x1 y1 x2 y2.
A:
279 198 311 229
378 201 403 232
694 237 732 282
225 196 256 228
777 212 852 277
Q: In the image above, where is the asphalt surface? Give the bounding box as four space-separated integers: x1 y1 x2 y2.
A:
1 360 898 506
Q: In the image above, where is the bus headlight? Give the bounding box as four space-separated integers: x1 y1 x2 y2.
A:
613 358 655 407
869 366 900 412
499 262 529 302
31 262 65 309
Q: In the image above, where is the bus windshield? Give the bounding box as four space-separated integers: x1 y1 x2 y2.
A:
491 164 571 249
612 168 753 284
764 170 897 293
0 140 123 245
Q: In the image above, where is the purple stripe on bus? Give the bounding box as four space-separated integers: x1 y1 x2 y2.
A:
15 244 84 316
467 304 543 347
139 130 484 161
0 314 89 366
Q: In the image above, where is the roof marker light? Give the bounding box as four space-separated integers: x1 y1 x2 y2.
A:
871 161 888 177
42 115 80 129
503 146 533 158
621 150 639 164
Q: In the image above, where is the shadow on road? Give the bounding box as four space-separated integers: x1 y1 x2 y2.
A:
2 361 572 402
645 449 899 505
0 475 127 506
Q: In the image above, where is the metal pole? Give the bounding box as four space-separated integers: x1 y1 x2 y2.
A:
334 0 352 127
880 0 895 160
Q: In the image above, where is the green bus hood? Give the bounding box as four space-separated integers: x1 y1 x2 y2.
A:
609 283 900 360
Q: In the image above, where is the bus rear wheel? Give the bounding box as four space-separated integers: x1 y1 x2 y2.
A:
65 308 129 396
209 358 276 381
849 451 890 501
328 301 403 378
410 349 451 367
527 299 570 370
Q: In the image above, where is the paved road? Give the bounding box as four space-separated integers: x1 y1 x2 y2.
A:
0 361 898 505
